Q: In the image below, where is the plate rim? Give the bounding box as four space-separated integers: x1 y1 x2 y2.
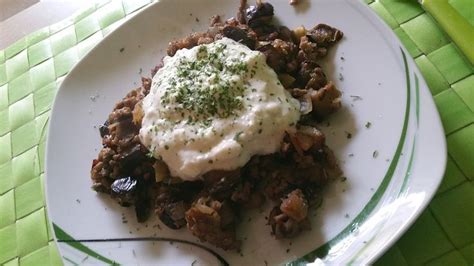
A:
44 0 447 264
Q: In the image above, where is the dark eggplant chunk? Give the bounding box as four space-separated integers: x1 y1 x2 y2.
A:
91 182 107 193
218 200 237 230
298 61 327 89
155 182 203 229
208 174 241 201
246 2 274 27
121 176 152 222
135 188 152 222
111 176 137 194
158 201 188 229
99 120 109 137
110 176 137 206
159 211 182 229
178 181 205 202
308 24 344 47
114 118 137 139
222 26 256 49
278 26 293 42
203 170 241 201
120 144 146 170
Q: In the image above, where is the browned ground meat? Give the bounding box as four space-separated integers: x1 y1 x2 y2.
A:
257 39 298 73
269 204 310 239
91 1 344 250
269 189 310 238
185 197 240 250
280 189 308 221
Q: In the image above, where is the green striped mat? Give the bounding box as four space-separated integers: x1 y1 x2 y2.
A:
0 0 473 265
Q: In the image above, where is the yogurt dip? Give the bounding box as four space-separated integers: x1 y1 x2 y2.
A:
140 38 300 180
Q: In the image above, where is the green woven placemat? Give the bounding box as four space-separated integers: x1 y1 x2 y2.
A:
0 0 472 265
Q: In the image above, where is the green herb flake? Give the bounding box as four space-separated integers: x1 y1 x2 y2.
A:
372 150 378 158
234 131 244 142
159 42 251 127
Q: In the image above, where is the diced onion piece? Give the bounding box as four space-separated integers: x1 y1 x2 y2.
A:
196 204 217 215
293 26 307 41
132 101 144 126
153 160 170 183
299 93 313 115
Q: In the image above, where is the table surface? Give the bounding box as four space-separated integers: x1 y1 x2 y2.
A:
0 1 94 50
0 0 473 265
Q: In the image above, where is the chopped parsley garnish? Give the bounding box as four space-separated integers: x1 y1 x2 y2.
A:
234 131 244 142
372 150 379 158
345 131 352 139
159 44 250 126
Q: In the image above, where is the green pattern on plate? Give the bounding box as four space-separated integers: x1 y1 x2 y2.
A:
399 73 420 194
289 48 414 265
346 51 422 265
52 224 117 265
0 0 473 265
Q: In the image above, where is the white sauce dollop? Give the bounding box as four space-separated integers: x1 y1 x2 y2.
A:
140 38 300 180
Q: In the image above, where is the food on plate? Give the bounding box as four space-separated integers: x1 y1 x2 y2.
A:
90 0 344 250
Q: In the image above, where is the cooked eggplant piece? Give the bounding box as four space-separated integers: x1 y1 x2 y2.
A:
99 120 109 137
110 176 137 206
246 2 274 27
222 25 256 49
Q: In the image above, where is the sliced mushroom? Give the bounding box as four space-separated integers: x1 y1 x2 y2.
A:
309 82 342 119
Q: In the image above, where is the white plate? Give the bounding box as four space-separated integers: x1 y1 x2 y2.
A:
45 0 447 265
